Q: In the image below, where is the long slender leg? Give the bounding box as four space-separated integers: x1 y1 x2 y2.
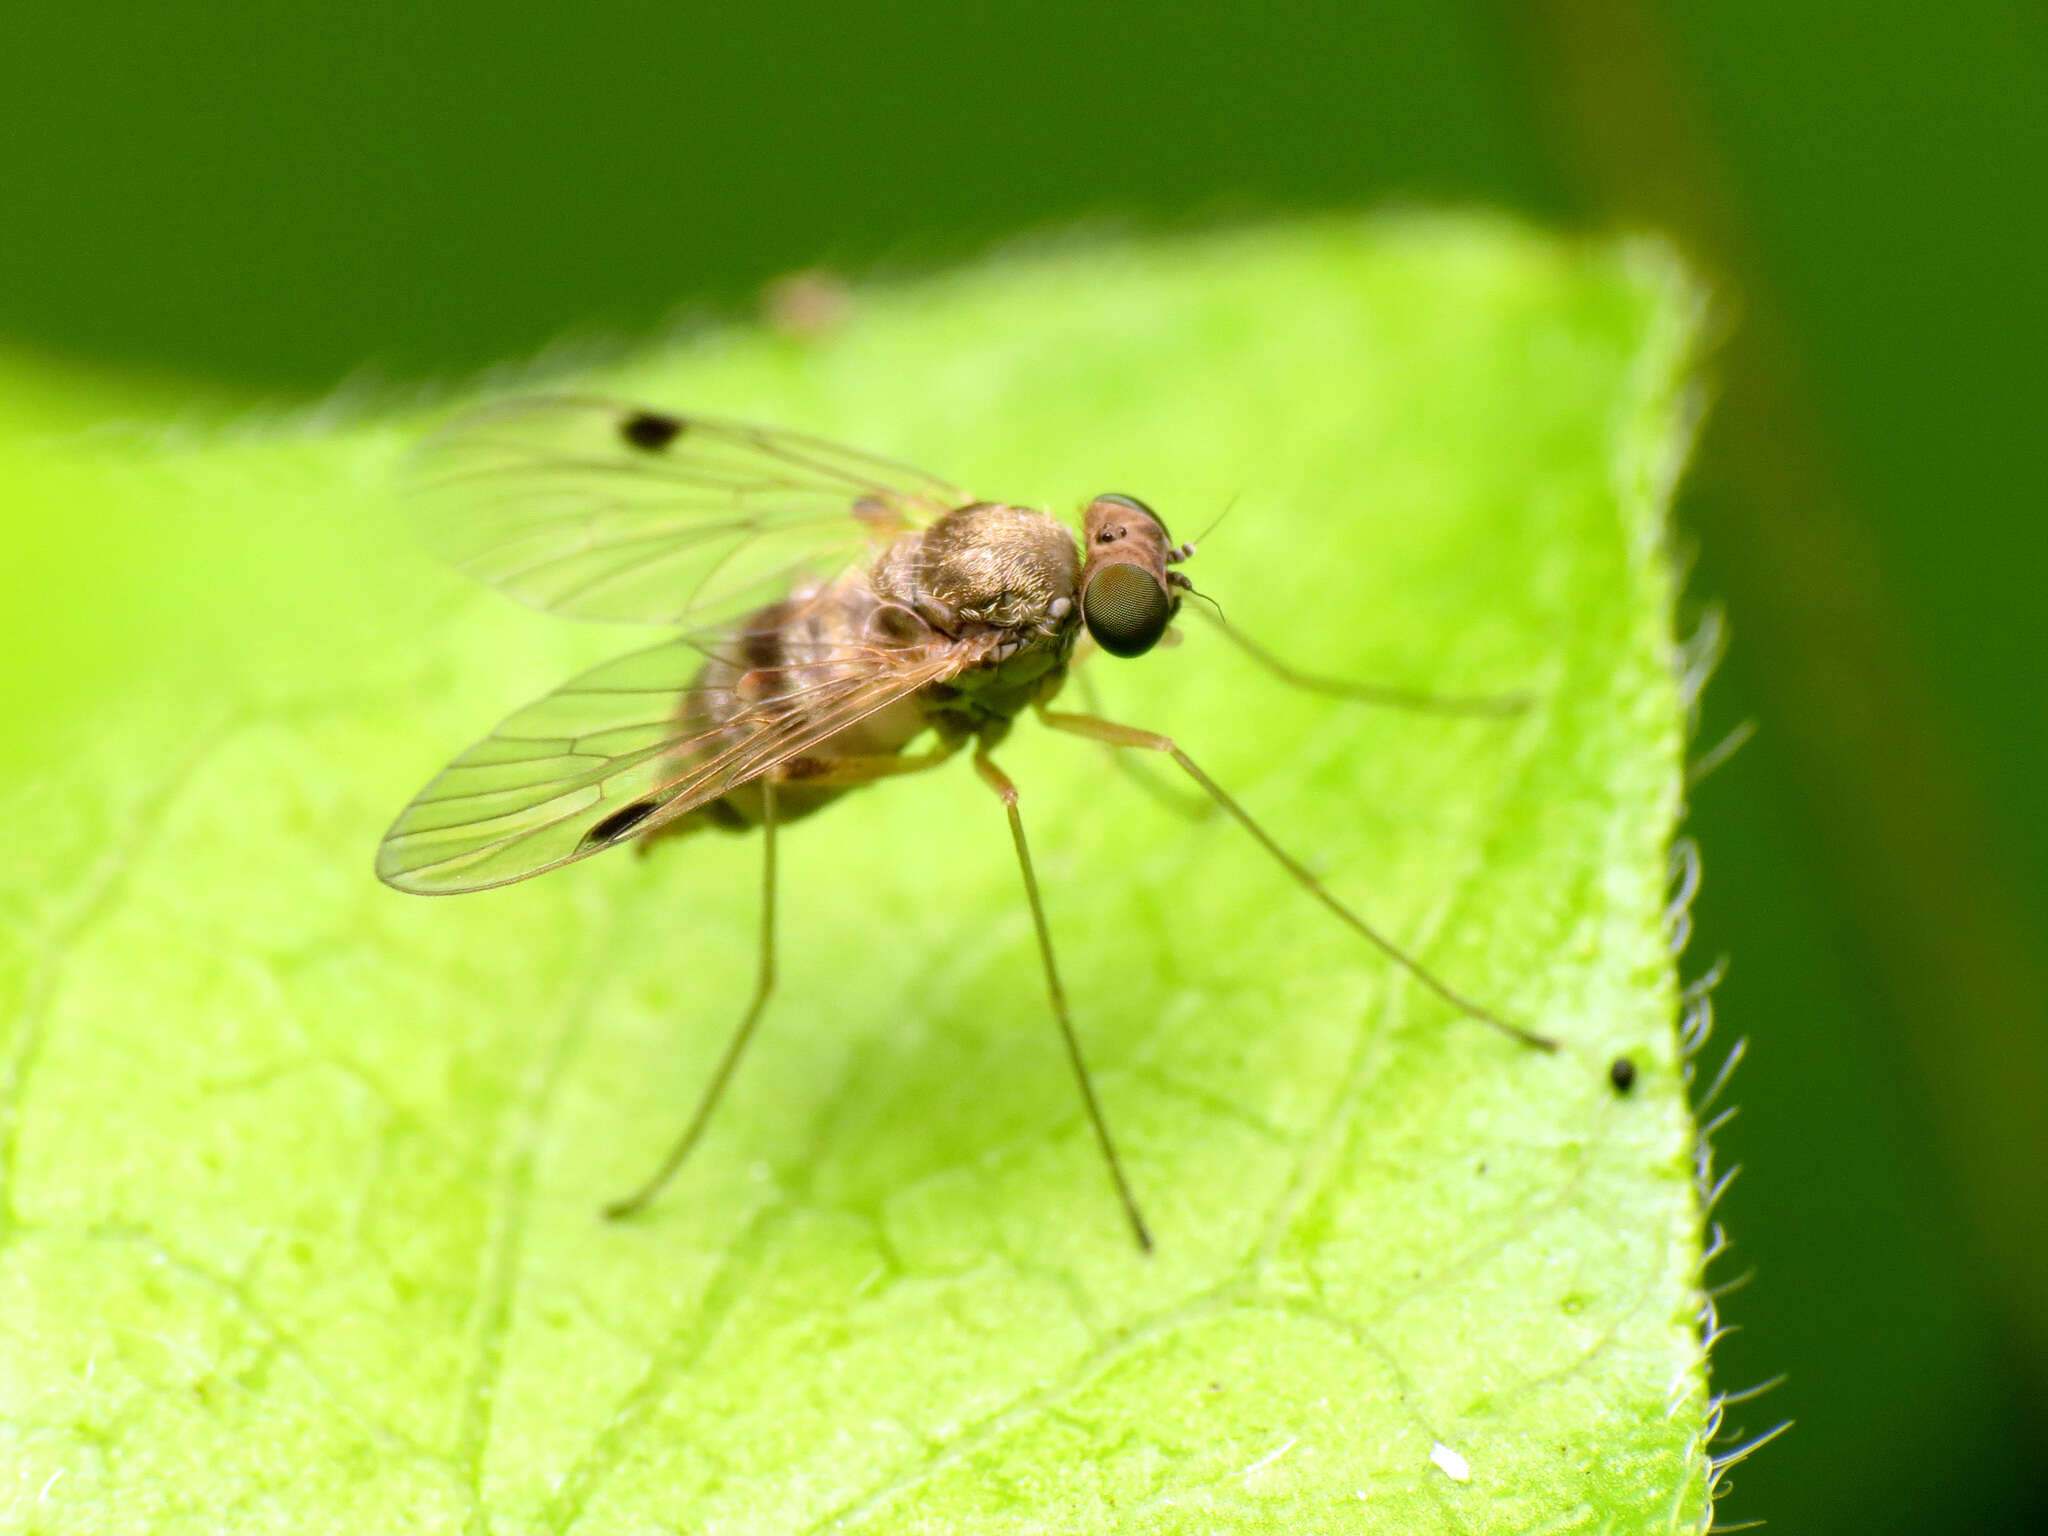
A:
606 746 965 1219
605 779 782 1220
1072 665 1212 821
1192 606 1532 716
973 747 1154 1252
1038 707 1558 1052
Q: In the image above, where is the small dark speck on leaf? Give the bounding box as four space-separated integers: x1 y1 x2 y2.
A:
1609 1056 1638 1092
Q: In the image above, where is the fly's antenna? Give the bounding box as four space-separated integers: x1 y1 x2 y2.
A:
1176 493 1239 563
1174 577 1225 624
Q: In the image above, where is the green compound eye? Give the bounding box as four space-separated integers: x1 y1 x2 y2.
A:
1081 562 1173 657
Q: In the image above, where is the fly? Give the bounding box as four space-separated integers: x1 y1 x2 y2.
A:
376 395 1556 1249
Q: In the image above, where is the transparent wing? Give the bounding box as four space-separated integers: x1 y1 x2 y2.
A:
409 394 969 625
376 622 989 894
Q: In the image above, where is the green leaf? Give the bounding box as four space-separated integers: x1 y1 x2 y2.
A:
0 218 1715 1533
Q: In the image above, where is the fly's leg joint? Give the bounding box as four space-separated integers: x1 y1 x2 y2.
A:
973 748 1020 806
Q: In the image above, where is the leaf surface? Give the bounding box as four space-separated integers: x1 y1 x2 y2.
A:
0 218 1713 1533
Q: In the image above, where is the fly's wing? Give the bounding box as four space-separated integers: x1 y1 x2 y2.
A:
409 395 969 626
376 623 990 894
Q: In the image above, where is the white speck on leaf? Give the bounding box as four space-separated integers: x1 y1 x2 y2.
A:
1237 1436 1300 1481
1430 1441 1472 1483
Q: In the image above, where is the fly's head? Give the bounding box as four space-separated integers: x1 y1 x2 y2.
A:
1078 494 1195 658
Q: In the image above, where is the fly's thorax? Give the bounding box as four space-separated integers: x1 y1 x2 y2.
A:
923 623 1076 726
873 502 1080 638
1078 494 1187 658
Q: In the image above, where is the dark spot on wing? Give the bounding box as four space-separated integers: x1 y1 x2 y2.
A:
620 410 684 451
1609 1055 1638 1092
584 798 662 846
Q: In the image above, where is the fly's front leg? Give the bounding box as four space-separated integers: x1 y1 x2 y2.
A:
1193 607 1531 717
1036 707 1558 1052
972 743 1153 1251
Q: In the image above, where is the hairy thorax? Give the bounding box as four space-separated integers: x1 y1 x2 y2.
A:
873 502 1080 634
874 502 1082 729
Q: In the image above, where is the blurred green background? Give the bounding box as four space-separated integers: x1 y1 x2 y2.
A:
3 3 2042 1531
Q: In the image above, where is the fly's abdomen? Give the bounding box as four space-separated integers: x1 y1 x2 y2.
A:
665 576 935 830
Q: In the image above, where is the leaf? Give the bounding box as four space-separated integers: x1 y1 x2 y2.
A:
0 218 1715 1533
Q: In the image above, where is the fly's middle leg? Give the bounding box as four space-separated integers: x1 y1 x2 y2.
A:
972 741 1153 1252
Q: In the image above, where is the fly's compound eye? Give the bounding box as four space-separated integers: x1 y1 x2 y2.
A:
1081 562 1173 657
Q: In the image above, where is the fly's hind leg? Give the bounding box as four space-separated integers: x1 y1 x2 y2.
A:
605 777 783 1220
972 743 1153 1252
605 743 963 1221
1037 706 1558 1052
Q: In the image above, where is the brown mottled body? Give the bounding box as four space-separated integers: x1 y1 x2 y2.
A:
653 500 1085 839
